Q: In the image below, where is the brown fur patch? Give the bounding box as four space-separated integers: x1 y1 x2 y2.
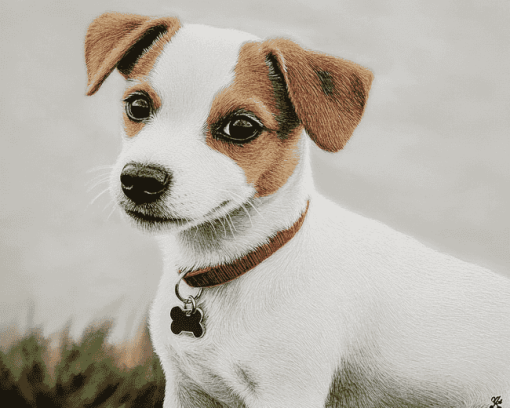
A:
126 27 179 80
206 42 302 197
122 82 162 138
263 39 373 152
122 110 145 138
207 126 302 198
85 12 180 96
206 38 372 196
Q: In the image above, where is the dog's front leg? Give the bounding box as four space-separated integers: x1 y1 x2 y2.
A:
159 365 217 408
251 382 333 408
157 352 225 408
161 356 331 408
164 381 225 408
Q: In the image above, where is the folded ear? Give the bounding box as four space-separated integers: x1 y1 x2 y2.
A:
85 12 180 96
263 39 373 152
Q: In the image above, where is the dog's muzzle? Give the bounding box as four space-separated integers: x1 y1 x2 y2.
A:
120 162 171 205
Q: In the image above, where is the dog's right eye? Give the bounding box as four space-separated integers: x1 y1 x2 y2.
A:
125 94 152 122
219 116 263 144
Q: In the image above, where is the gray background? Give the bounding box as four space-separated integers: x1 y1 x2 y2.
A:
1 0 509 344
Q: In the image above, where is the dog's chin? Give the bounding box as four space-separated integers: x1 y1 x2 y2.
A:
124 209 191 232
121 199 249 234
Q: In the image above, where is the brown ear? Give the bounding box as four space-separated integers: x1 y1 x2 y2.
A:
263 39 373 152
85 12 181 96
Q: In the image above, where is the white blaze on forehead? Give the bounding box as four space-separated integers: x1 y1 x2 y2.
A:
116 25 261 221
149 24 259 123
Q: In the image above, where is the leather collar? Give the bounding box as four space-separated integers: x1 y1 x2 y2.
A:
183 200 310 288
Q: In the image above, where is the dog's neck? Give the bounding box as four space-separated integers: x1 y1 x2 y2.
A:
182 200 309 287
156 133 313 275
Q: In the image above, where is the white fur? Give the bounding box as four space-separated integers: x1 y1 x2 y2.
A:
109 23 510 407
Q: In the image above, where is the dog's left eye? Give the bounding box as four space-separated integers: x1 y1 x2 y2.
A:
125 95 152 122
221 117 262 143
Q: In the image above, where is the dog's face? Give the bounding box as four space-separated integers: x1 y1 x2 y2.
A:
85 13 373 233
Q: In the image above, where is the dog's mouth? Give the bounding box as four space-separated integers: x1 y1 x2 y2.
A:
125 209 190 224
122 199 236 230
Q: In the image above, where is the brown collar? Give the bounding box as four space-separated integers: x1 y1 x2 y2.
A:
183 200 310 288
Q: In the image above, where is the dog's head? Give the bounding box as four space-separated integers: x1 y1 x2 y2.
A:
85 13 373 233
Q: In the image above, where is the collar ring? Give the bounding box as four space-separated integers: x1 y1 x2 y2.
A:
175 270 203 304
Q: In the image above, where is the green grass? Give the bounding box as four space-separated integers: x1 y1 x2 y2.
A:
0 322 165 408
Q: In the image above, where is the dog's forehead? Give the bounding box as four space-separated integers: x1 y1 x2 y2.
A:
149 24 259 116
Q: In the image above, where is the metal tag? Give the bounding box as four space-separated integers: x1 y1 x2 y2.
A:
170 305 204 338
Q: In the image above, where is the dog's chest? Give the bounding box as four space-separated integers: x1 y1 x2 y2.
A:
169 289 268 394
150 240 344 404
155 271 297 390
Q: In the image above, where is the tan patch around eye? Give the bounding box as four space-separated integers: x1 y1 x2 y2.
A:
253 126 302 197
123 114 145 138
207 125 302 197
122 82 162 138
206 42 303 197
116 23 172 139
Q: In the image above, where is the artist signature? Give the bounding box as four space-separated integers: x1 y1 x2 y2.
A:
490 396 503 408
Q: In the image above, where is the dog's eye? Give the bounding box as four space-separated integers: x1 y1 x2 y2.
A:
222 117 262 143
125 95 152 122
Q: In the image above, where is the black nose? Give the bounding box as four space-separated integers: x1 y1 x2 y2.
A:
120 163 171 204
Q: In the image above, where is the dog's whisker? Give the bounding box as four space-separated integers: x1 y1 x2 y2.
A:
90 187 110 206
225 218 235 239
226 214 237 232
86 164 114 174
226 214 237 240
216 189 262 224
245 199 263 219
238 203 254 228
217 217 228 238
207 220 218 238
102 199 114 212
87 172 111 181
218 189 248 206
86 171 111 188
86 178 110 192
223 190 263 219
106 205 117 221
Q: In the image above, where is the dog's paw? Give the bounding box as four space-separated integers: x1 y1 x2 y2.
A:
170 306 204 338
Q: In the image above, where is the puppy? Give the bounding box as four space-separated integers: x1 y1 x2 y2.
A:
85 12 510 408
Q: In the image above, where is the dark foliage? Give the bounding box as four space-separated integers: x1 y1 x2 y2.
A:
0 323 164 407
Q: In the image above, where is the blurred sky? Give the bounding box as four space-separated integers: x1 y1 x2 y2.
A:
1 0 509 344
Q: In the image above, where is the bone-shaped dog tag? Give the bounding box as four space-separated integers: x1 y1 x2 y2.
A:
170 306 204 338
